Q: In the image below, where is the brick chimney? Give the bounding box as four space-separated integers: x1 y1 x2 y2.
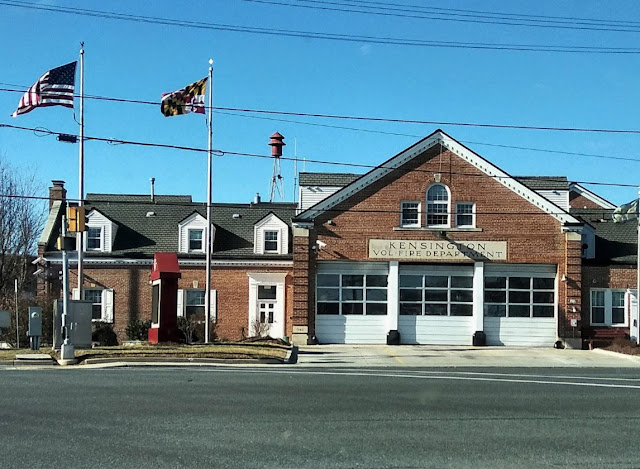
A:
49 180 66 210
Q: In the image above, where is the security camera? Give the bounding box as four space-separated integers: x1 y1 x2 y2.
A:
316 240 327 249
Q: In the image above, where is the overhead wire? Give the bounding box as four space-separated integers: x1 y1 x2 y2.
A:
3 86 640 135
1 123 637 188
245 0 640 33
2 0 640 53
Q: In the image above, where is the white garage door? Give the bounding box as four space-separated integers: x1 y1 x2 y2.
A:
315 262 388 344
398 265 474 345
483 264 557 346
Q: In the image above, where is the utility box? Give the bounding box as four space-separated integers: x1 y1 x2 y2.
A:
27 306 42 350
53 300 93 350
0 310 10 329
473 331 487 347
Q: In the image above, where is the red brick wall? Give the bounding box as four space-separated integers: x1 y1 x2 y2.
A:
307 147 576 337
71 264 293 343
569 192 606 209
582 264 637 326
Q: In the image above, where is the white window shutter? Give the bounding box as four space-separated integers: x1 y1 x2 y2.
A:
255 228 263 254
210 289 217 322
72 288 80 300
177 289 185 317
102 289 114 323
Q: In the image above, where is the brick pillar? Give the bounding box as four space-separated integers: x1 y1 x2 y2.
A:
292 226 311 345
561 232 582 346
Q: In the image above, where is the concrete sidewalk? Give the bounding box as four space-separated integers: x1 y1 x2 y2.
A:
295 344 640 368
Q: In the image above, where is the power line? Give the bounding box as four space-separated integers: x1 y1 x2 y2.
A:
2 0 640 53
246 0 640 33
3 86 640 135
342 0 640 27
1 123 637 188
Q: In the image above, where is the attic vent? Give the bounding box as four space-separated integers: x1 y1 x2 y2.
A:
146 211 156 217
232 214 241 219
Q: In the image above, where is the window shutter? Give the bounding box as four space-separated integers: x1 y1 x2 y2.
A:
177 289 185 317
255 228 264 254
210 289 217 322
72 288 80 300
102 289 114 323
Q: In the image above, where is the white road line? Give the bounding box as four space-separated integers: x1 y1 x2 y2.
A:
186 367 640 390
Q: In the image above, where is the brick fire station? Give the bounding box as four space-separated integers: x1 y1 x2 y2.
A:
38 129 639 347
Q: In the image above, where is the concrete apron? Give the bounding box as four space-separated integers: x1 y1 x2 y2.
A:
295 345 640 368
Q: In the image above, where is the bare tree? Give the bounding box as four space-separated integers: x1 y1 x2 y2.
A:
251 314 271 338
0 158 45 308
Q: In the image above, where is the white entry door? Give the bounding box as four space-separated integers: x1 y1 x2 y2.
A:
248 273 287 339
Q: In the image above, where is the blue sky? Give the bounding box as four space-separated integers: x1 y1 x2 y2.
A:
1 0 640 206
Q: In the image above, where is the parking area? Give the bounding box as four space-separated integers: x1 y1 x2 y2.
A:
296 345 640 368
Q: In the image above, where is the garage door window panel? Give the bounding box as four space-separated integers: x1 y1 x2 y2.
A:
317 273 387 316
400 273 472 317
485 275 555 318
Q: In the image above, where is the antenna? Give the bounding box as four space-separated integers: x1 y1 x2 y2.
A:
268 132 285 202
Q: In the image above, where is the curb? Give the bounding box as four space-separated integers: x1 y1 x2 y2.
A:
81 356 286 366
591 348 640 362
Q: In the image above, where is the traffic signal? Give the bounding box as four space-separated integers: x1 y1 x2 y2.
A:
67 206 86 232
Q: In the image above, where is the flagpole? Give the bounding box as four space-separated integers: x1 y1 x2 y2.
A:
204 59 213 344
77 42 85 300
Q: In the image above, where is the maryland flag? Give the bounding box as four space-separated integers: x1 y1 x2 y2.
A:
161 77 207 117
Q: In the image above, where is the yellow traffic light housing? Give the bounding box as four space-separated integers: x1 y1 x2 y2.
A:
67 206 86 232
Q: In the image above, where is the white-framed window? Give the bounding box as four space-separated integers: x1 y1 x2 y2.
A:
185 289 206 317
188 229 204 252
84 288 103 320
426 184 450 227
87 226 102 250
484 276 555 318
400 201 420 227
316 273 388 316
456 202 475 228
264 230 279 253
74 287 114 323
399 274 473 316
254 213 289 255
590 289 627 326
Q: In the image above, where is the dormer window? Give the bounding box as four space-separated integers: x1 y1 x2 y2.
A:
188 229 204 252
83 209 116 253
178 212 212 254
264 230 279 252
87 226 102 250
254 213 289 255
426 184 450 227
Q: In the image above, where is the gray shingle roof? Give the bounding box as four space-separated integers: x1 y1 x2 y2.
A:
298 172 361 186
45 195 297 259
572 208 637 264
514 176 569 191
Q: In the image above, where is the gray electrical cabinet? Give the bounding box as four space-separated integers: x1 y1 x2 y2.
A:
0 310 10 329
53 300 93 350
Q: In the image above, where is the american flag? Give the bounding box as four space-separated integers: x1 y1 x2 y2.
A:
12 61 77 117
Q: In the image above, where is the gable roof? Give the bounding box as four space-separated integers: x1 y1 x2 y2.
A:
43 195 297 259
514 176 569 191
572 208 637 264
568 183 616 210
294 129 581 227
299 172 361 186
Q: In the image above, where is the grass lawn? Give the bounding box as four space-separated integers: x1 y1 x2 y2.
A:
0 342 289 362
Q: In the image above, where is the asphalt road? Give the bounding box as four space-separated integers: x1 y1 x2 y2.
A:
1 366 639 468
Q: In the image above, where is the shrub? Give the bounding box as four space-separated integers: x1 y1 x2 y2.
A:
125 319 151 341
92 322 118 346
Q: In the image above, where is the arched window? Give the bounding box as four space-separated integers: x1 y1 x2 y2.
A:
426 184 450 227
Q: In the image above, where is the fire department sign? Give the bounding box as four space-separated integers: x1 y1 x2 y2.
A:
368 239 507 261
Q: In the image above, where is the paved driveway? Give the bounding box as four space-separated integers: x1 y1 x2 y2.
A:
296 344 640 368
